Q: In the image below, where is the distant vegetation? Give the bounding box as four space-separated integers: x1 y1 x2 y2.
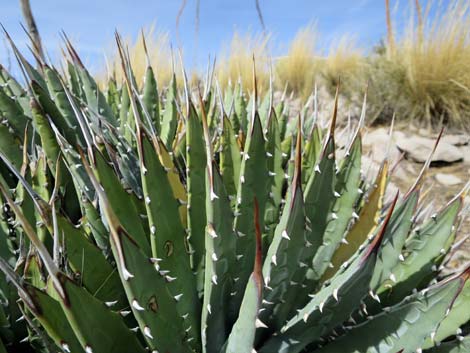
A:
104 0 470 129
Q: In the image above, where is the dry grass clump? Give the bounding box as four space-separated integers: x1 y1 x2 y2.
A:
216 31 270 93
105 27 178 89
275 25 319 99
367 0 470 128
322 36 364 96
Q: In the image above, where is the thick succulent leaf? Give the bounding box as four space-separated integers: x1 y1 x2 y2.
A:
0 124 23 171
303 135 336 280
82 198 109 252
186 102 207 276
224 200 263 353
424 335 470 353
233 82 247 134
43 66 79 133
264 111 284 245
141 65 160 132
53 130 95 202
302 125 322 188
219 116 241 198
313 269 470 353
378 196 461 303
23 284 84 353
259 197 396 353
112 227 193 353
370 190 419 290
324 161 388 280
202 164 238 353
53 215 127 307
310 134 362 282
30 98 60 172
56 274 146 353
0 87 30 139
32 79 81 147
160 74 178 149
260 127 307 330
119 81 131 133
231 112 269 321
75 66 117 126
0 64 29 115
106 78 120 118
66 61 83 99
422 278 470 348
155 138 188 225
93 150 150 255
136 131 200 345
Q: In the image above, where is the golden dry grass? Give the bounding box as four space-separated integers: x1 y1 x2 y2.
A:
371 0 470 127
322 36 364 95
100 1 470 127
275 25 320 98
216 31 271 93
104 26 178 89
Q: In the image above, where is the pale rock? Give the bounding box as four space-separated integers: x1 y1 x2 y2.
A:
434 173 462 186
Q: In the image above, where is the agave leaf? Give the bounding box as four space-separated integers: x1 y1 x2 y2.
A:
201 162 238 353
3 157 126 306
224 199 263 353
219 116 241 199
302 89 340 278
52 128 95 202
422 278 470 348
370 190 419 290
155 137 188 225
106 77 120 117
0 178 144 353
0 124 23 171
186 101 207 277
93 150 150 255
0 87 30 138
260 194 397 353
82 197 109 252
85 150 196 351
314 268 470 353
259 122 306 329
424 335 470 353
302 125 322 188
160 73 178 150
66 61 83 99
378 195 462 304
323 161 388 280
31 78 81 149
75 65 117 127
113 227 193 353
136 130 200 346
53 214 127 307
57 273 146 353
231 111 269 322
30 98 60 173
0 64 30 115
263 109 284 246
303 134 336 278
141 65 160 132
119 80 131 132
22 283 84 353
233 81 247 134
310 133 362 282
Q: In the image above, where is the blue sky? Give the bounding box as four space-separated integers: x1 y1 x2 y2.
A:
0 0 415 73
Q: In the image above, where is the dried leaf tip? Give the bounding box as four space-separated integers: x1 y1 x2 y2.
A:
363 190 399 261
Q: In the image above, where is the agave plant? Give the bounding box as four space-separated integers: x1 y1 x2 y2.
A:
0 31 468 353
